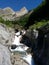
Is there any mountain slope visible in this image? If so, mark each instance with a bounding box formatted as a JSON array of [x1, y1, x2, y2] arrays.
[[0, 7, 28, 21]]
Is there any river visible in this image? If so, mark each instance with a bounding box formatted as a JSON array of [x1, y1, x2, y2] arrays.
[[9, 30, 35, 65]]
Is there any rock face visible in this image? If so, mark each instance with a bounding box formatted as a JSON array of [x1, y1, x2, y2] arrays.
[[0, 23, 15, 45], [0, 44, 12, 65], [33, 23, 49, 65], [3, 7, 15, 15], [0, 23, 15, 65], [0, 7, 15, 16], [16, 7, 28, 17], [0, 7, 28, 21], [21, 29, 38, 46]]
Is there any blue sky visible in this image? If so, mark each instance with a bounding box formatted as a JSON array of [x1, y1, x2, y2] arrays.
[[0, 0, 43, 11]]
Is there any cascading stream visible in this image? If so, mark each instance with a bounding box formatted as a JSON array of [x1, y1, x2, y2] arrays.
[[9, 30, 35, 65]]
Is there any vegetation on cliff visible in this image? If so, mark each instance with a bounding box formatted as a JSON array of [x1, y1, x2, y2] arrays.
[[29, 20, 49, 29], [0, 14, 29, 29], [24, 0, 49, 29]]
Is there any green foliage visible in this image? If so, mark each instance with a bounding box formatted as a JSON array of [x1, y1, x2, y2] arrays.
[[17, 15, 29, 26], [29, 20, 49, 29], [0, 15, 29, 28], [0, 17, 13, 27], [0, 17, 4, 23]]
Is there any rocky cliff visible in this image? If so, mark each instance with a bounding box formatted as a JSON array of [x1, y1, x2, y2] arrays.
[[0, 7, 28, 21], [0, 44, 12, 65], [0, 23, 15, 65], [0, 23, 15, 45]]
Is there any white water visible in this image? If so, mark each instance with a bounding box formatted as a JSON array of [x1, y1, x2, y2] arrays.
[[21, 54, 32, 65], [12, 35, 23, 45], [10, 31, 35, 65], [33, 29, 38, 38], [12, 30, 26, 45], [21, 54, 35, 65]]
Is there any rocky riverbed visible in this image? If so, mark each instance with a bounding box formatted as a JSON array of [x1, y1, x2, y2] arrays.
[[11, 53, 29, 65]]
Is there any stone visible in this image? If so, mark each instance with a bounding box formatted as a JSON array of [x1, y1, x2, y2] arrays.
[[0, 44, 12, 65], [0, 7, 28, 21], [0, 23, 15, 45]]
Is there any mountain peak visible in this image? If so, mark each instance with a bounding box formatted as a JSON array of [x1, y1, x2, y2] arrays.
[[3, 7, 13, 10], [20, 7, 28, 11], [15, 7, 28, 17], [3, 7, 15, 14], [0, 7, 28, 21]]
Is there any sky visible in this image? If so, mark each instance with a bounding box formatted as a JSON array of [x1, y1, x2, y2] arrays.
[[0, 0, 43, 11]]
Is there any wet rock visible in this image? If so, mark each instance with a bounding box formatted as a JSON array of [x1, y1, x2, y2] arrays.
[[11, 45, 17, 49], [31, 23, 49, 65], [11, 53, 28, 65]]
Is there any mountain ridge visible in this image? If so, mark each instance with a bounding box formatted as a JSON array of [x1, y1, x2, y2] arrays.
[[0, 7, 28, 21]]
